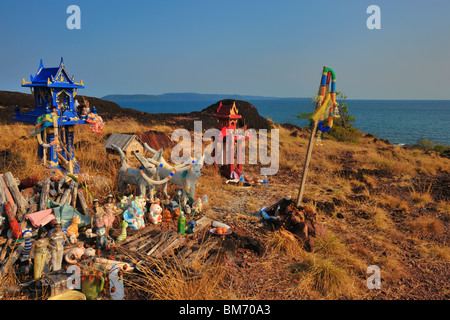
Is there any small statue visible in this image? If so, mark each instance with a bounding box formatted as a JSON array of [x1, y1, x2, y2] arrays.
[[20, 228, 33, 262], [116, 220, 128, 242], [91, 199, 105, 229], [192, 197, 203, 214], [171, 208, 181, 221], [86, 228, 94, 238], [65, 243, 88, 265], [123, 200, 145, 230], [49, 220, 68, 272], [96, 225, 108, 250], [102, 195, 117, 238], [67, 216, 81, 244], [29, 228, 50, 280], [161, 209, 172, 222], [148, 202, 162, 225]]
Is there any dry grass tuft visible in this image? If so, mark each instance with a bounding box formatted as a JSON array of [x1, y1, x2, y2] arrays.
[[264, 229, 307, 258], [436, 201, 450, 221], [290, 254, 357, 299], [409, 182, 433, 208], [406, 217, 443, 235], [425, 245, 450, 261]]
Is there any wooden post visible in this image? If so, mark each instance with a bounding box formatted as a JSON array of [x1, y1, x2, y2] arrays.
[[39, 178, 51, 211], [4, 172, 26, 220], [43, 129, 47, 165], [71, 183, 78, 208], [296, 66, 331, 208], [77, 189, 89, 216], [295, 120, 318, 207], [60, 180, 75, 204]]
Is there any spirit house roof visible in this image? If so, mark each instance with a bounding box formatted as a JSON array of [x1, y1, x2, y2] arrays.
[[213, 101, 242, 120], [22, 57, 84, 89]]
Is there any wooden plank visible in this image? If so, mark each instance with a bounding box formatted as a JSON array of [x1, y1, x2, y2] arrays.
[[0, 174, 8, 205], [39, 178, 51, 211], [57, 173, 68, 194], [59, 180, 74, 205], [191, 216, 213, 234], [93, 257, 135, 272], [0, 205, 30, 263], [119, 225, 159, 247], [77, 189, 89, 216], [154, 233, 185, 258], [0, 244, 24, 278], [4, 172, 26, 219], [146, 230, 172, 256], [71, 183, 78, 208], [182, 240, 218, 267]]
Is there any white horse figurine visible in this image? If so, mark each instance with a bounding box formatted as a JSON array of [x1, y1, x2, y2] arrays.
[[135, 143, 204, 205]]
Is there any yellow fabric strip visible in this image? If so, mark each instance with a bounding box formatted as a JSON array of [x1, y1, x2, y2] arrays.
[[311, 94, 331, 122]]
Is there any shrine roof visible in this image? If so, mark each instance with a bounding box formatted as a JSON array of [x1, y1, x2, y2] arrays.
[[22, 58, 84, 89]]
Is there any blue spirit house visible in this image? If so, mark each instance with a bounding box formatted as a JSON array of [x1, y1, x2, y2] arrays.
[[14, 58, 97, 174]]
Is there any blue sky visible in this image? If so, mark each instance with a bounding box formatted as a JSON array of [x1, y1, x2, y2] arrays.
[[0, 0, 449, 99]]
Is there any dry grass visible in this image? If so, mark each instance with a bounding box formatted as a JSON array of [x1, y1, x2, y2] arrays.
[[264, 229, 307, 258], [409, 182, 433, 208], [289, 254, 357, 299], [1, 116, 449, 300], [406, 217, 443, 235], [377, 194, 410, 213], [121, 237, 232, 300], [425, 245, 450, 260], [436, 201, 450, 221]]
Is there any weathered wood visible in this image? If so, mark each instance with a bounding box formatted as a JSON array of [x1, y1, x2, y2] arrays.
[[0, 174, 8, 205], [0, 244, 24, 278], [0, 206, 30, 262], [77, 190, 89, 216], [71, 183, 78, 208], [191, 216, 213, 234], [93, 257, 135, 272], [146, 230, 172, 256], [4, 172, 26, 219], [296, 119, 318, 207], [39, 178, 51, 211], [182, 240, 218, 267], [119, 225, 159, 247], [154, 234, 185, 258], [57, 173, 68, 194], [60, 180, 75, 204]]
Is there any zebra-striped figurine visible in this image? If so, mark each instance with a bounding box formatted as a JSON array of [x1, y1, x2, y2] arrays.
[[21, 228, 33, 262], [117, 220, 128, 242]]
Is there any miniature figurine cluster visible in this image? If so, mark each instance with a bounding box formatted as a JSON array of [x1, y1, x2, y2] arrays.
[[0, 168, 208, 299]]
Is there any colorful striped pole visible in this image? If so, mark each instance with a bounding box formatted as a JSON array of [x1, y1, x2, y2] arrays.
[[296, 66, 337, 207]]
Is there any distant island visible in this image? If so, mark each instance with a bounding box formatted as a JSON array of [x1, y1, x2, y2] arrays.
[[101, 92, 297, 102]]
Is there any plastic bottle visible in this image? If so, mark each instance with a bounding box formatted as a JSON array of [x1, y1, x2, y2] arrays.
[[212, 221, 231, 229], [177, 211, 186, 235], [187, 222, 195, 234], [263, 174, 269, 188]]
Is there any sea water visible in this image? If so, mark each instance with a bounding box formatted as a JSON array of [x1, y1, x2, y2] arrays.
[[111, 98, 450, 146]]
